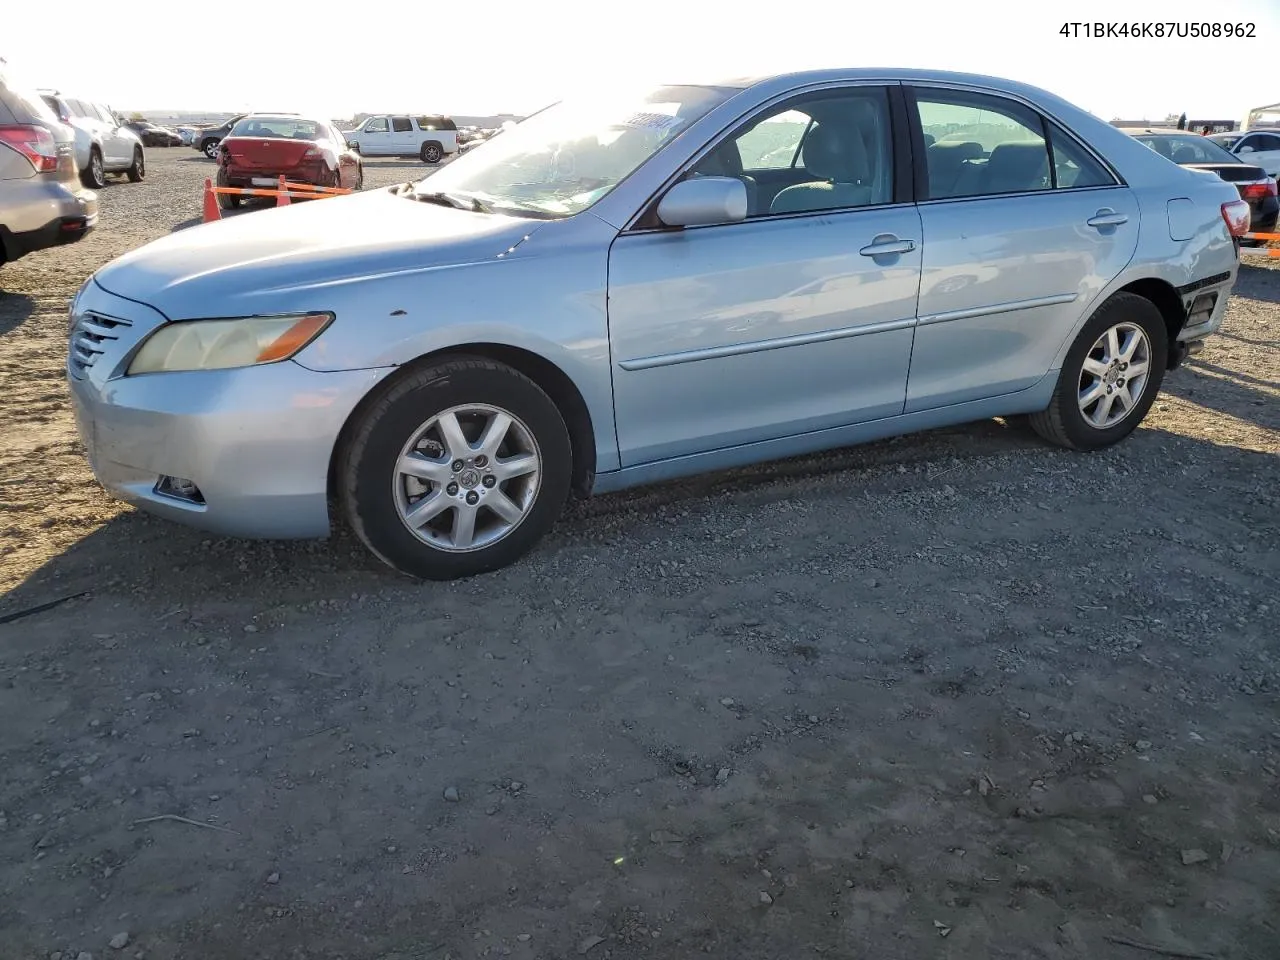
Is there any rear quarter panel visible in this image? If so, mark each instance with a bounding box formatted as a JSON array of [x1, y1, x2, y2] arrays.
[[1022, 99, 1243, 369]]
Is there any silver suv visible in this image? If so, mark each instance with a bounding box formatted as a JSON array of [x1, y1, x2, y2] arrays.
[[1, 62, 98, 267], [38, 90, 145, 188]]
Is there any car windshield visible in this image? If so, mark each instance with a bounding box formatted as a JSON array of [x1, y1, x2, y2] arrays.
[[230, 116, 321, 140], [413, 83, 741, 218], [1210, 133, 1242, 149], [1134, 133, 1241, 165]]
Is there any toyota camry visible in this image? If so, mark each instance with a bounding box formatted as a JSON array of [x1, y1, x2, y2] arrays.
[[67, 69, 1247, 579]]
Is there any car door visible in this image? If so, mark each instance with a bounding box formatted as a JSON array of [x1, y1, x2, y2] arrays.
[[389, 116, 415, 155], [99, 104, 131, 165], [356, 116, 391, 155], [68, 99, 101, 156], [1235, 132, 1280, 178], [607, 84, 922, 466], [901, 86, 1139, 413]]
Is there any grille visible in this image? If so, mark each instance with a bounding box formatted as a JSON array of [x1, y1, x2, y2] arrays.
[[69, 311, 133, 378]]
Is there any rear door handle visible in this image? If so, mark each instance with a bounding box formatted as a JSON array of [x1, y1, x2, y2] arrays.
[[859, 237, 916, 257], [1087, 210, 1129, 228]]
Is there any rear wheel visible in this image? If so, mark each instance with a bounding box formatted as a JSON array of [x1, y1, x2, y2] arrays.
[[82, 147, 106, 188], [421, 141, 443, 164], [215, 170, 241, 210], [1029, 292, 1168, 451], [339, 357, 572, 580], [126, 147, 145, 182], [202, 139, 219, 159]]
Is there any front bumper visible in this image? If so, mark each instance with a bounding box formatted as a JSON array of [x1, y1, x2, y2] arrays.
[[68, 281, 394, 539]]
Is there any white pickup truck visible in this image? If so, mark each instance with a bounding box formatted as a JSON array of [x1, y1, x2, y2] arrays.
[[343, 114, 459, 164]]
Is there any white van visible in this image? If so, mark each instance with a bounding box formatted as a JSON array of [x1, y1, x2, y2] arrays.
[[344, 114, 459, 164]]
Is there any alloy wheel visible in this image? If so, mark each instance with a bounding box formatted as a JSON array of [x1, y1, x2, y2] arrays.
[[393, 403, 542, 552], [1077, 321, 1152, 429]]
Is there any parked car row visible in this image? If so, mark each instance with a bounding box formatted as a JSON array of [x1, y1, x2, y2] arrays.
[[0, 63, 97, 267]]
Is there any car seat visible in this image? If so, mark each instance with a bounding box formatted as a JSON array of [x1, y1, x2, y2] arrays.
[[770, 123, 874, 214]]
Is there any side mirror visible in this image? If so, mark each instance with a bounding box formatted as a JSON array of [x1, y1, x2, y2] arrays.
[[657, 177, 748, 227], [1238, 145, 1255, 153]]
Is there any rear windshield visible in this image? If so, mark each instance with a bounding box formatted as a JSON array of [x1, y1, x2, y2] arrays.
[[1134, 134, 1239, 165], [229, 116, 321, 140]]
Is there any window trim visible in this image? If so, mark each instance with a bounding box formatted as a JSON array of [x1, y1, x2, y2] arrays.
[[623, 80, 916, 235], [903, 83, 1124, 204]]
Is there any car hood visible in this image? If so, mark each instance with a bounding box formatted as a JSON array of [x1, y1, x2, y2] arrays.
[[91, 185, 546, 319]]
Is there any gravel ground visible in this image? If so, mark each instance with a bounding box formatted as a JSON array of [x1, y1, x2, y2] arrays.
[[1, 151, 1278, 960]]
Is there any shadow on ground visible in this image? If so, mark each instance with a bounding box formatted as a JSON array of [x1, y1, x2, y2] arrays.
[[0, 290, 36, 337]]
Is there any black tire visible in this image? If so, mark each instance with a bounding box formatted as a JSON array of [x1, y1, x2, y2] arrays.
[[339, 357, 572, 580], [354, 164, 364, 191], [420, 141, 443, 164], [1029, 292, 1168, 451], [81, 147, 106, 189], [202, 139, 219, 159], [214, 170, 241, 210], [126, 147, 145, 182]]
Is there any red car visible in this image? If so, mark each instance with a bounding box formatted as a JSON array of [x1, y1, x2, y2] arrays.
[[215, 113, 362, 209]]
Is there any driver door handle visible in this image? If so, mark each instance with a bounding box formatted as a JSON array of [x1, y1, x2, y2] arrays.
[[1087, 209, 1129, 228], [859, 237, 916, 257]]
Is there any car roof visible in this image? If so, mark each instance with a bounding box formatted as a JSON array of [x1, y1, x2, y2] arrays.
[[695, 66, 1079, 95]]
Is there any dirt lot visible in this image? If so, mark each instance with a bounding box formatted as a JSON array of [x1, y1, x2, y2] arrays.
[[1, 151, 1278, 960]]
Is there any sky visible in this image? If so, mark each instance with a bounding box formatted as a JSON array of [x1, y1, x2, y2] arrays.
[[4, 0, 1278, 121]]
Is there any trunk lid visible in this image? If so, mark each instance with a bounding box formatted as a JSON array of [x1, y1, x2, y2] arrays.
[[221, 135, 314, 169], [1183, 162, 1267, 183]]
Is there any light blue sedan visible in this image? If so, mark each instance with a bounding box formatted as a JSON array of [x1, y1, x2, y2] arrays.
[[68, 69, 1249, 579]]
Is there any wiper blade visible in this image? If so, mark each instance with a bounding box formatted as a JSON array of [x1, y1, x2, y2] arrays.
[[412, 189, 492, 213]]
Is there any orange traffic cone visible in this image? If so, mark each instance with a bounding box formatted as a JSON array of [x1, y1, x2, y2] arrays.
[[276, 175, 291, 207], [202, 178, 221, 222]]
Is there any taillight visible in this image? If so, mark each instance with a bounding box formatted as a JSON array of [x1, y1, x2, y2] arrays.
[[1241, 179, 1278, 200], [302, 146, 320, 159], [1221, 199, 1251, 237], [0, 124, 59, 173]]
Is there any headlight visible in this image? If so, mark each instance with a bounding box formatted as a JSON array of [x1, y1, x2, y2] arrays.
[[127, 312, 332, 375]]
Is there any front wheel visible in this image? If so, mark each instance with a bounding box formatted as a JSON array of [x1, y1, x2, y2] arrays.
[[1029, 292, 1168, 451], [126, 147, 145, 182], [339, 358, 572, 580]]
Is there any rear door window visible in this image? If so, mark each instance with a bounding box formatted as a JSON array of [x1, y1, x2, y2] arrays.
[[391, 116, 413, 133]]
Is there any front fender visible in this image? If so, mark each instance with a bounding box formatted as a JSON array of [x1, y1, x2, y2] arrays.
[[291, 214, 621, 471]]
